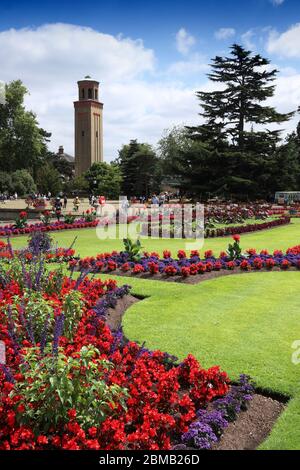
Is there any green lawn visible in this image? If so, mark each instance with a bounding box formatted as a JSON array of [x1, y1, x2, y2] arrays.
[[9, 218, 300, 449], [11, 217, 300, 257]]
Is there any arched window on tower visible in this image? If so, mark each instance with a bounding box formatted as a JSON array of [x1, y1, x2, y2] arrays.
[[95, 89, 98, 100], [81, 88, 85, 99], [88, 88, 92, 99]]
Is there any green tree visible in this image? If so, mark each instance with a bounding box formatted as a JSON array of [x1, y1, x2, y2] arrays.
[[188, 44, 294, 152], [11, 169, 37, 196], [36, 162, 62, 195], [65, 175, 89, 194], [171, 44, 295, 200], [158, 126, 192, 172], [0, 80, 50, 174], [0, 171, 12, 193], [84, 162, 122, 199], [117, 140, 161, 197], [271, 132, 300, 192]]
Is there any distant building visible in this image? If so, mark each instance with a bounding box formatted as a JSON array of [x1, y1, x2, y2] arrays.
[[55, 145, 75, 180], [57, 145, 75, 165], [74, 76, 104, 176]]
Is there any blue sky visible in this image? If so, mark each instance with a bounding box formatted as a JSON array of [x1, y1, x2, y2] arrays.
[[0, 0, 300, 159]]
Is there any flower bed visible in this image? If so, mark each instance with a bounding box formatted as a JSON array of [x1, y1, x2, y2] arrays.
[[0, 215, 139, 238], [72, 240, 300, 280], [141, 215, 290, 239], [0, 218, 104, 237], [0, 238, 257, 450], [0, 240, 76, 264]]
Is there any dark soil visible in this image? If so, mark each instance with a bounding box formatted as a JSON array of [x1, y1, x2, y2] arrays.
[[213, 394, 285, 450], [106, 294, 140, 331], [104, 266, 298, 285]]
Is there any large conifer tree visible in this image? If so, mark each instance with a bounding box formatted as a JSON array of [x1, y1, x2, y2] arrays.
[[188, 44, 294, 153]]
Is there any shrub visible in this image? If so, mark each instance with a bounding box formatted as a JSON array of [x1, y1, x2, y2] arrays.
[[12, 345, 128, 433], [123, 237, 143, 262]]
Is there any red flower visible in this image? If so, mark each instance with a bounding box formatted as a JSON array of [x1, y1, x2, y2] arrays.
[[133, 264, 145, 274], [37, 435, 48, 445], [177, 250, 186, 259], [232, 234, 240, 242], [67, 408, 77, 419], [181, 267, 190, 277], [204, 250, 213, 259], [240, 260, 251, 271]]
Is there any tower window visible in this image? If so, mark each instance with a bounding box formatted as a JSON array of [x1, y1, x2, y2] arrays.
[[81, 89, 85, 99], [88, 88, 92, 99], [96, 131, 98, 137], [95, 89, 98, 100], [81, 131, 85, 137]]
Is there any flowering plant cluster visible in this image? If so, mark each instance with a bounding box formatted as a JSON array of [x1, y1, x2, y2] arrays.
[[73, 239, 300, 279], [175, 374, 255, 450], [32, 199, 47, 209], [0, 233, 76, 264], [141, 215, 290, 239], [13, 211, 28, 230], [40, 210, 52, 225], [0, 239, 236, 450], [0, 218, 106, 237], [82, 209, 97, 222]]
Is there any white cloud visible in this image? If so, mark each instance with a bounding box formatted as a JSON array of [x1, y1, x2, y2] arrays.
[[175, 28, 196, 55], [168, 53, 209, 76], [270, 0, 285, 5], [0, 23, 202, 160], [267, 23, 300, 58], [241, 29, 256, 49], [215, 28, 235, 40]]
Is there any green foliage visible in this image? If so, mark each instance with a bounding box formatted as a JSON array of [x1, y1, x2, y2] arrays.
[[65, 175, 89, 194], [11, 169, 37, 196], [188, 44, 293, 151], [169, 44, 296, 200], [13, 345, 128, 433], [226, 237, 242, 260], [84, 162, 122, 198], [0, 169, 37, 196], [82, 210, 97, 222], [13, 211, 28, 229], [64, 212, 77, 224], [36, 162, 63, 195], [123, 237, 143, 261], [0, 80, 50, 174], [116, 139, 161, 197]]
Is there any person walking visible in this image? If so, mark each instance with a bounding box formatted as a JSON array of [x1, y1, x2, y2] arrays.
[[63, 194, 68, 210], [54, 197, 62, 221], [73, 196, 80, 212]]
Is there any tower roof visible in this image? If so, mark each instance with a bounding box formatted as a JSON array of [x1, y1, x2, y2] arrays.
[[77, 75, 99, 85]]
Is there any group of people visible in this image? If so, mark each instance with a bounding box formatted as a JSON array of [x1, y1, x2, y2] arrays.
[[0, 192, 18, 202], [129, 192, 173, 206]]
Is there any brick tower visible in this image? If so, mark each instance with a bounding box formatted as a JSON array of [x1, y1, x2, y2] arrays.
[[74, 76, 103, 176]]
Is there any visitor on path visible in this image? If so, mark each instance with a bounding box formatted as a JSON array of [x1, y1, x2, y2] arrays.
[[151, 194, 159, 205], [63, 195, 68, 210], [54, 197, 62, 221], [73, 196, 80, 212]]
